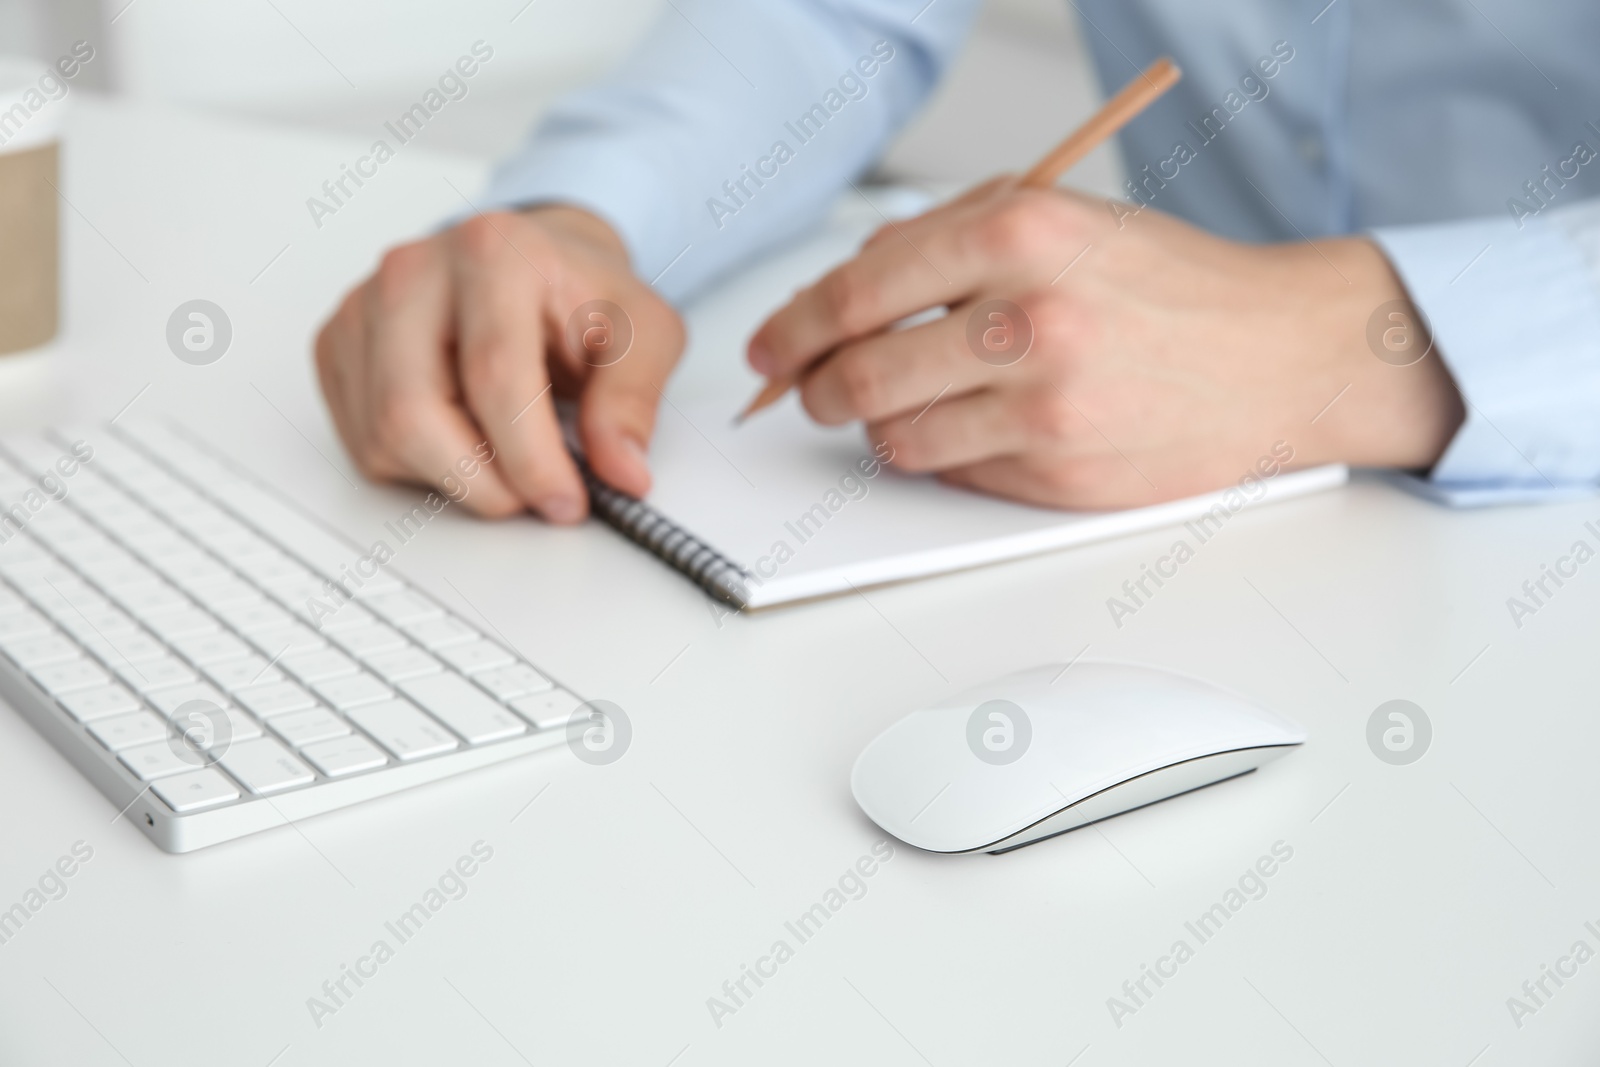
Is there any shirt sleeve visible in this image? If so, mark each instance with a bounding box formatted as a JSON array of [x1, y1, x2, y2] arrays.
[[475, 0, 981, 304], [1371, 199, 1600, 507]]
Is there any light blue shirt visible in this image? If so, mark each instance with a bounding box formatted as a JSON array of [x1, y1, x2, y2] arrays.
[[481, 0, 1600, 506]]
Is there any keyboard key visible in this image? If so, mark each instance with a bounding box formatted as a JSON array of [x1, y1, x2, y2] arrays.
[[174, 521, 247, 552], [281, 648, 357, 683], [66, 550, 140, 585], [188, 707, 263, 749], [152, 553, 232, 587], [346, 699, 458, 761], [165, 498, 228, 525], [20, 515, 83, 546], [263, 576, 328, 609], [88, 710, 169, 751], [300, 599, 376, 633], [364, 647, 442, 684], [170, 630, 251, 665], [400, 674, 526, 744], [58, 683, 140, 722], [119, 529, 188, 558], [30, 658, 110, 695], [269, 706, 350, 747], [175, 510, 248, 541], [143, 608, 220, 642], [119, 741, 206, 781], [5, 634, 81, 668], [110, 583, 190, 617], [1, 560, 73, 586], [249, 624, 327, 658], [0, 608, 49, 641], [0, 586, 29, 614], [184, 578, 262, 611], [52, 534, 121, 562], [147, 683, 230, 717], [402, 616, 478, 650], [234, 681, 316, 717], [209, 532, 278, 563], [148, 488, 212, 521], [509, 688, 585, 731], [233, 551, 310, 585], [300, 735, 387, 777], [152, 768, 240, 812], [331, 623, 407, 658], [475, 664, 553, 701], [361, 589, 442, 625], [55, 607, 140, 640], [30, 585, 111, 620], [114, 655, 198, 694], [216, 599, 294, 636], [86, 560, 162, 592], [312, 672, 392, 710], [50, 530, 114, 554], [437, 640, 514, 675], [0, 537, 48, 564], [218, 737, 315, 794], [0, 540, 49, 567], [79, 630, 169, 667], [204, 655, 286, 692]]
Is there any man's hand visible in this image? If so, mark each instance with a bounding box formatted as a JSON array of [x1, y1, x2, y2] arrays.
[[748, 180, 1465, 509], [315, 206, 684, 522]]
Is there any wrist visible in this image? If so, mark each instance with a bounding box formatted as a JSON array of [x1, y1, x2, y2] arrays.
[[1298, 237, 1465, 471], [520, 203, 630, 266]]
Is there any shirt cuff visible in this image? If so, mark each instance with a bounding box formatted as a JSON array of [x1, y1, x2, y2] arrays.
[[1371, 213, 1600, 506]]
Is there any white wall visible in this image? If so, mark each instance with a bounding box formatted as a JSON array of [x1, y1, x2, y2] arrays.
[[104, 0, 663, 157], [0, 0, 1122, 193]]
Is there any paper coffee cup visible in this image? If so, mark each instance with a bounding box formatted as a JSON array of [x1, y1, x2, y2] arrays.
[[0, 58, 64, 355]]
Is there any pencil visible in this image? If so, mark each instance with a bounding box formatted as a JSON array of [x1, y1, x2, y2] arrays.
[[735, 55, 1182, 425]]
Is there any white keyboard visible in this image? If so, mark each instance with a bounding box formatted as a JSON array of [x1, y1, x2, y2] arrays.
[[0, 422, 582, 852]]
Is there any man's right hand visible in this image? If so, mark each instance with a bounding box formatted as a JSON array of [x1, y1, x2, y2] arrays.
[[314, 205, 685, 523]]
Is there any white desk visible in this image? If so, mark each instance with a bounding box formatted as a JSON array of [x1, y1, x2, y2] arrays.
[[1, 97, 1597, 1066]]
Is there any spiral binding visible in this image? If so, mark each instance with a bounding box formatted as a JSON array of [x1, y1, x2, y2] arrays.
[[578, 461, 754, 608]]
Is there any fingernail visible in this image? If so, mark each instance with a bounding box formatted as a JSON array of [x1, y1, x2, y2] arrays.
[[747, 340, 773, 374], [541, 495, 585, 524]]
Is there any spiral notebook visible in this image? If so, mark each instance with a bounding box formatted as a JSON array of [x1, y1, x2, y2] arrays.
[[572, 192, 1348, 609], [580, 416, 1345, 610]]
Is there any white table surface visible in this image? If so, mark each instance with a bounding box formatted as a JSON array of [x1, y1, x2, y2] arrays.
[[1, 96, 1597, 1067]]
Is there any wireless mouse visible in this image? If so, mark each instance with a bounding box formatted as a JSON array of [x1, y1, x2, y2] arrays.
[[850, 661, 1306, 854]]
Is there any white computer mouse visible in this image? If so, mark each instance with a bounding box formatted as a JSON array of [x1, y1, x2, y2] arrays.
[[850, 661, 1306, 854]]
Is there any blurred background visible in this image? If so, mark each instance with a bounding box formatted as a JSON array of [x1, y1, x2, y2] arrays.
[[0, 0, 1125, 196]]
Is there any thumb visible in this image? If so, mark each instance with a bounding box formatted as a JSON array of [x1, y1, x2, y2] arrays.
[[576, 298, 683, 498]]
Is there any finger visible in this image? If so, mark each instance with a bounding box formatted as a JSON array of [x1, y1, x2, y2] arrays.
[[574, 285, 684, 497], [314, 289, 379, 475], [748, 209, 995, 378], [362, 240, 526, 518], [452, 213, 587, 523], [938, 452, 1153, 511], [749, 185, 1069, 377], [799, 304, 1004, 426], [867, 388, 1035, 473], [857, 176, 1014, 253]]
